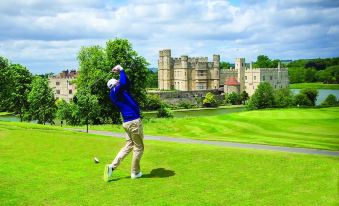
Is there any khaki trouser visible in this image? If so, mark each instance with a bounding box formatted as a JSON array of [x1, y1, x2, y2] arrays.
[[111, 118, 144, 174]]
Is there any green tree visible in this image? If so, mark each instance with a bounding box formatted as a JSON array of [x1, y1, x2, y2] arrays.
[[76, 88, 100, 133], [27, 77, 56, 124], [300, 88, 318, 106], [203, 92, 218, 107], [9, 64, 33, 121], [288, 67, 305, 83], [147, 70, 158, 88], [0, 56, 12, 111], [220, 61, 231, 70], [144, 94, 162, 111], [254, 55, 272, 68], [293, 93, 312, 107], [76, 38, 149, 124], [56, 99, 72, 125], [304, 68, 317, 82], [106, 39, 149, 107], [157, 104, 173, 118], [240, 91, 249, 104], [247, 82, 275, 110], [274, 88, 293, 108], [321, 94, 338, 106], [228, 92, 240, 105]]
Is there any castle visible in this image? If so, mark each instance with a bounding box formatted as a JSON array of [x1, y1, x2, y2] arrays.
[[221, 58, 289, 96], [48, 70, 78, 102], [158, 49, 220, 91], [158, 49, 289, 96]]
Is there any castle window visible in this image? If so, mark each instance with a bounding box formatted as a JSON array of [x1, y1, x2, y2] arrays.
[[270, 76, 273, 80], [56, 90, 60, 94], [245, 76, 247, 80], [263, 76, 265, 81], [69, 90, 72, 94], [254, 76, 256, 80], [56, 82, 60, 86]]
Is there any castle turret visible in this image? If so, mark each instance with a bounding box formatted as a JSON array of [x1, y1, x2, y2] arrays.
[[235, 58, 245, 92], [210, 54, 220, 89], [158, 49, 172, 90]]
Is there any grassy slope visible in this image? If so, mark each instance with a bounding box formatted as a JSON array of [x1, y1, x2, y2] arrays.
[[73, 107, 339, 151], [289, 82, 339, 89], [0, 122, 337, 205]]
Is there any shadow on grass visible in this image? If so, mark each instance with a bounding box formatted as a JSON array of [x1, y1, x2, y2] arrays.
[[109, 168, 175, 182], [142, 168, 175, 178]]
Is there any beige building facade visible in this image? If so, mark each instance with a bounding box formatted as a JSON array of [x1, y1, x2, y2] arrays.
[[221, 58, 289, 96], [48, 70, 78, 102], [158, 49, 220, 91]]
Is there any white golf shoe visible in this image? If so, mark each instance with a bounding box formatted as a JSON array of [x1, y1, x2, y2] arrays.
[[104, 164, 113, 182], [131, 171, 142, 179]]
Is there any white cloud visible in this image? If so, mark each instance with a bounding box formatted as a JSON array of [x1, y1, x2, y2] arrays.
[[0, 0, 338, 73]]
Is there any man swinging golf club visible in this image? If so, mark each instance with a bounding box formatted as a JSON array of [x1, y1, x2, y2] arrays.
[[104, 65, 144, 181]]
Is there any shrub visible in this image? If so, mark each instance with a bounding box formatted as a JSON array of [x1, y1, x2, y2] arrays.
[[300, 88, 318, 106], [293, 93, 312, 107], [203, 92, 218, 107], [247, 82, 275, 110], [157, 105, 173, 118], [178, 100, 196, 109], [145, 94, 162, 111], [321, 94, 338, 106], [228, 92, 240, 105], [274, 88, 293, 108], [240, 91, 249, 104]]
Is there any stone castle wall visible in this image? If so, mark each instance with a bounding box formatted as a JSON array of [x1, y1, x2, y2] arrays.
[[158, 49, 220, 91]]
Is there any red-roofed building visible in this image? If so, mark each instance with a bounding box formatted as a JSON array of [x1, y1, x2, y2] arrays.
[[224, 77, 240, 94]]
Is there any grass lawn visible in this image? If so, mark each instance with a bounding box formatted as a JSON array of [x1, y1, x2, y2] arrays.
[[0, 122, 338, 205], [289, 82, 339, 90], [70, 107, 339, 151]]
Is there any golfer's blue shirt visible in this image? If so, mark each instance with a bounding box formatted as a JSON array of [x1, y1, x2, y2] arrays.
[[109, 70, 141, 123]]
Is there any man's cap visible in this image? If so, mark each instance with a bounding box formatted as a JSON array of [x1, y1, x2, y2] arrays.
[[107, 78, 118, 89]]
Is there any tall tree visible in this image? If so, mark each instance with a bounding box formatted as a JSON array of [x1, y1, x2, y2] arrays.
[[9, 64, 33, 121], [76, 88, 100, 133], [27, 77, 56, 124], [254, 55, 272, 68], [0, 56, 12, 111], [247, 82, 275, 110], [76, 38, 150, 124]]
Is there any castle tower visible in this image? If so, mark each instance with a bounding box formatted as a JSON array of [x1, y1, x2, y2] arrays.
[[181, 55, 188, 91], [158, 49, 172, 90], [235, 58, 245, 92], [211, 54, 220, 89]]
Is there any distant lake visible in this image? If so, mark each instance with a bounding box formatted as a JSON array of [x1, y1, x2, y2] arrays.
[[291, 89, 339, 105]]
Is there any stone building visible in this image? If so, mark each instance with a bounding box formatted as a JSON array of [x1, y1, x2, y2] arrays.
[[221, 58, 289, 96], [158, 49, 220, 91], [48, 70, 78, 102]]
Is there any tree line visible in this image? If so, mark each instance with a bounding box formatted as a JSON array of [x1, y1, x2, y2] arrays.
[[0, 39, 151, 127]]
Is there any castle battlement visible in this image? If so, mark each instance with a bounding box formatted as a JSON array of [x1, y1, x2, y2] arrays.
[[257, 68, 288, 72], [158, 49, 220, 91]]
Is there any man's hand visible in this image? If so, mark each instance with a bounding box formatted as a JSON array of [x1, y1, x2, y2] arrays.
[[112, 65, 123, 73]]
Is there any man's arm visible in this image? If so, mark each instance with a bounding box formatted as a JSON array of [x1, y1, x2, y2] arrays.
[[112, 65, 129, 90]]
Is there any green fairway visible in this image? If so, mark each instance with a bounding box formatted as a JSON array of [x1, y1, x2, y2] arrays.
[[73, 107, 339, 151], [289, 82, 339, 90], [0, 122, 338, 205]]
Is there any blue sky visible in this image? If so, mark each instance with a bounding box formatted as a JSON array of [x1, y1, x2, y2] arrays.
[[0, 0, 338, 74]]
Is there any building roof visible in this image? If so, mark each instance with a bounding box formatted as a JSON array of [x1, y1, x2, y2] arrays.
[[224, 77, 240, 86]]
